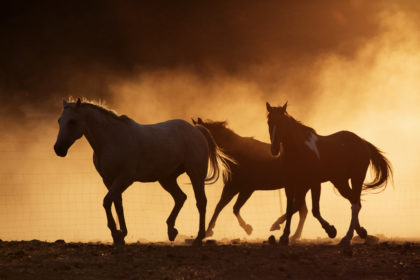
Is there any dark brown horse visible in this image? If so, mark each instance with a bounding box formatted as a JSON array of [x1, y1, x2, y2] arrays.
[[266, 102, 393, 245], [193, 118, 336, 241]]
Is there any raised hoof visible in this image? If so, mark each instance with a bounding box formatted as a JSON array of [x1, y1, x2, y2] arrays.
[[168, 227, 178, 242], [326, 225, 337, 239], [279, 235, 289, 246], [192, 239, 203, 247], [356, 227, 368, 239], [112, 230, 125, 246], [205, 229, 214, 238], [270, 223, 281, 231], [244, 224, 253, 235]]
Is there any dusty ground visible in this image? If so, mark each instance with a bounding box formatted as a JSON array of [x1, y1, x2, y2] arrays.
[[0, 237, 419, 280]]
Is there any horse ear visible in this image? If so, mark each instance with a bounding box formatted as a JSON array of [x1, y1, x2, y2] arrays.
[[76, 98, 81, 107], [282, 101, 288, 111], [266, 102, 272, 112], [63, 99, 68, 107], [198, 117, 203, 124], [192, 118, 197, 125]]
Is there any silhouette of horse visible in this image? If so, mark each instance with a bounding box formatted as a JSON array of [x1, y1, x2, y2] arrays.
[[266, 101, 393, 245], [54, 98, 233, 245], [193, 118, 334, 241]]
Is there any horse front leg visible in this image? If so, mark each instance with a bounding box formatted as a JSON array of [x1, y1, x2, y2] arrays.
[[103, 177, 131, 246], [280, 185, 308, 245], [310, 183, 337, 238], [114, 194, 128, 244], [280, 186, 295, 245]]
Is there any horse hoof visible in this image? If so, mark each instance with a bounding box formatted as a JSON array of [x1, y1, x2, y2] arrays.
[[205, 229, 214, 238], [290, 235, 301, 243], [326, 225, 337, 239], [192, 239, 203, 247], [356, 227, 368, 239], [244, 224, 253, 235], [112, 230, 125, 246], [270, 224, 281, 231], [279, 236, 289, 246], [338, 238, 351, 247], [168, 228, 178, 242]]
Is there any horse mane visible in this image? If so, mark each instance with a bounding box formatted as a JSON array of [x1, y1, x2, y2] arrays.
[[67, 97, 132, 123], [203, 120, 255, 141], [285, 113, 316, 135]]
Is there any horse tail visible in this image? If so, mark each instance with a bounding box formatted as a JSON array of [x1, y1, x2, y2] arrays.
[[363, 140, 393, 191], [195, 125, 236, 184]]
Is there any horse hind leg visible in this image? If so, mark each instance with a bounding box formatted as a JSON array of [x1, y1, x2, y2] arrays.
[[187, 171, 207, 246], [332, 178, 361, 246], [206, 183, 238, 237], [351, 175, 368, 239], [159, 177, 187, 242], [233, 190, 254, 235]]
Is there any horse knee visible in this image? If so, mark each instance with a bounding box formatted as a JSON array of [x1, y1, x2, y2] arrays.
[[103, 195, 112, 209], [312, 209, 320, 218], [178, 193, 187, 206]]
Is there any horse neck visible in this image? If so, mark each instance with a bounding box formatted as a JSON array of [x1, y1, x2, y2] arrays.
[[81, 107, 122, 154], [282, 121, 313, 155]]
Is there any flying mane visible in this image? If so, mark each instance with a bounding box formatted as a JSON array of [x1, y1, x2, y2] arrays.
[[203, 120, 256, 141], [67, 97, 132, 123], [201, 119, 274, 160]]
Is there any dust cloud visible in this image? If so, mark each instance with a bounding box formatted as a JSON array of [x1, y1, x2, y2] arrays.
[[0, 2, 419, 242]]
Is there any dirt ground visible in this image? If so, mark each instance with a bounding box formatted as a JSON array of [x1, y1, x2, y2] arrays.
[[0, 237, 419, 280]]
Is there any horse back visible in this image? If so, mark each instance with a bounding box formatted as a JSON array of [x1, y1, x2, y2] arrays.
[[317, 130, 371, 179]]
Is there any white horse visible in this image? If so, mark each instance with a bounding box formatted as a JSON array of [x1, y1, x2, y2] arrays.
[[54, 98, 232, 245]]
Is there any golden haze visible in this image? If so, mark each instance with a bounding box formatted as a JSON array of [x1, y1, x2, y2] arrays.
[[0, 6, 419, 242]]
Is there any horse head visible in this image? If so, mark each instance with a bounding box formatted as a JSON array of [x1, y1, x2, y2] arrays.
[[54, 98, 84, 157], [266, 101, 288, 156]]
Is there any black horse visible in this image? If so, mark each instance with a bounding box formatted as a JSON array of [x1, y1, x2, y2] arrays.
[[193, 118, 336, 241], [266, 102, 393, 245]]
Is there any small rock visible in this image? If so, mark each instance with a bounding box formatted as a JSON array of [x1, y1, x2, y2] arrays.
[[231, 239, 241, 245], [54, 239, 65, 244], [184, 239, 195, 245], [268, 235, 276, 246], [205, 239, 217, 246]]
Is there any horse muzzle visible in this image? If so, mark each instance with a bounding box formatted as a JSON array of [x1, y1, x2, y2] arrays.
[[54, 143, 68, 157], [271, 144, 280, 156]]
